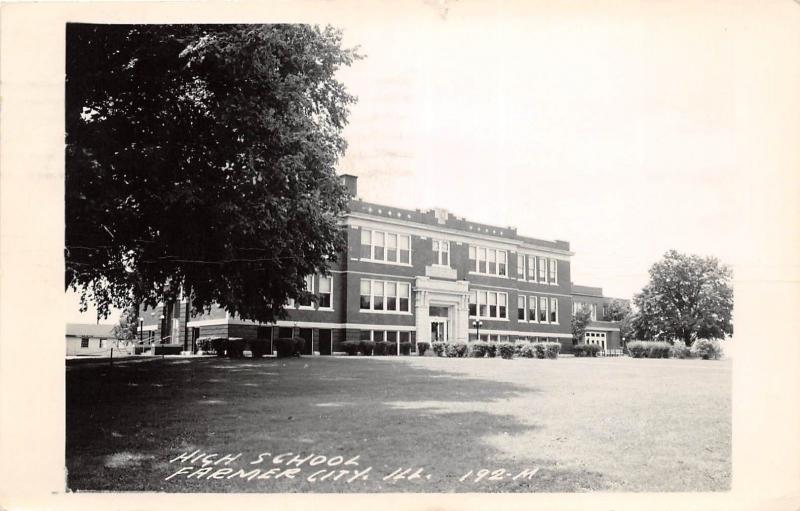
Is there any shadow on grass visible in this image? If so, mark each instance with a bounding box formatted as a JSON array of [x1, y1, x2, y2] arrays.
[[66, 357, 607, 493]]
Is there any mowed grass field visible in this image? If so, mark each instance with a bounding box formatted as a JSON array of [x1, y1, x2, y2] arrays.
[[66, 355, 731, 493]]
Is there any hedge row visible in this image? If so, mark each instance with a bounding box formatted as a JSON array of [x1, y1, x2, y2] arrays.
[[429, 341, 561, 359], [627, 339, 722, 360]]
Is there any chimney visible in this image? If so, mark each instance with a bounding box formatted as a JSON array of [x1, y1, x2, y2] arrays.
[[340, 174, 358, 197]]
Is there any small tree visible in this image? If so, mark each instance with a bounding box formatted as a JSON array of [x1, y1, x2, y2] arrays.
[[112, 305, 138, 341], [571, 306, 593, 345], [631, 250, 733, 346]]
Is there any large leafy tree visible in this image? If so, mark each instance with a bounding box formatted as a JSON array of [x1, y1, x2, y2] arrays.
[[66, 24, 359, 322], [571, 306, 593, 345], [604, 299, 631, 321], [631, 250, 733, 346]]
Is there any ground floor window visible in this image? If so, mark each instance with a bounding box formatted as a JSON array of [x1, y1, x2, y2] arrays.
[[80, 336, 89, 348]]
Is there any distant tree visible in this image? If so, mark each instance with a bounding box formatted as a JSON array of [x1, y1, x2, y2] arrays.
[[604, 299, 631, 321], [112, 306, 139, 341], [65, 24, 360, 323], [571, 306, 593, 345], [631, 250, 733, 346]]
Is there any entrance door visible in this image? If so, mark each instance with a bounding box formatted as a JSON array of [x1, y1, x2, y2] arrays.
[[318, 329, 332, 356], [299, 328, 314, 355], [430, 320, 448, 342]]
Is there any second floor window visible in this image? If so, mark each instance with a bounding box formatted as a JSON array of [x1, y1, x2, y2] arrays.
[[527, 255, 536, 281], [539, 296, 548, 323], [549, 259, 558, 284], [360, 229, 411, 265], [318, 275, 332, 308], [550, 297, 559, 323], [538, 256, 547, 282], [471, 289, 508, 319], [432, 240, 450, 266], [469, 245, 507, 277], [360, 279, 411, 312], [298, 275, 314, 307], [517, 254, 525, 279]]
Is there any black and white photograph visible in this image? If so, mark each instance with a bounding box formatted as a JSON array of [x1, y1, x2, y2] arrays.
[[1, 0, 799, 509]]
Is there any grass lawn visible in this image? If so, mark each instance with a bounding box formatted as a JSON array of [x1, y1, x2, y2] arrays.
[[66, 355, 730, 493]]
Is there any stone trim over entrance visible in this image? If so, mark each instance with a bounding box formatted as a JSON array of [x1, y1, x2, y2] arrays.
[[414, 276, 470, 343]]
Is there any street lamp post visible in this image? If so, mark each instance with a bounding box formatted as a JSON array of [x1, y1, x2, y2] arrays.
[[472, 320, 483, 342], [138, 317, 144, 344]]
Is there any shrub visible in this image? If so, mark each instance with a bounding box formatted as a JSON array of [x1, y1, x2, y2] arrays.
[[212, 337, 227, 357], [486, 343, 498, 358], [670, 343, 692, 359], [469, 341, 488, 358], [359, 340, 374, 356], [154, 345, 182, 355], [416, 342, 430, 356], [431, 341, 447, 357], [574, 343, 600, 357], [373, 341, 390, 356], [385, 342, 398, 356], [545, 342, 561, 359], [519, 343, 536, 358], [647, 341, 672, 359], [250, 340, 269, 358], [498, 342, 516, 359], [533, 343, 547, 359], [445, 342, 468, 358], [342, 340, 360, 356], [226, 338, 246, 358], [627, 341, 648, 358], [399, 341, 411, 355], [691, 339, 723, 360], [275, 337, 304, 358]]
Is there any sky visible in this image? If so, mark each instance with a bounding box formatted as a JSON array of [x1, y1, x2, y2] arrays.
[[65, 1, 799, 324]]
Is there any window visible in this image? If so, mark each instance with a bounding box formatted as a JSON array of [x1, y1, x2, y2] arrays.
[[386, 282, 397, 311], [386, 233, 397, 262], [517, 254, 525, 279], [318, 275, 332, 308], [360, 279, 411, 313], [470, 245, 508, 277], [373, 281, 385, 310], [550, 297, 558, 323], [360, 230, 371, 259], [360, 229, 411, 265], [373, 330, 385, 342], [527, 255, 536, 281], [360, 280, 371, 310], [298, 275, 314, 307], [469, 290, 477, 316], [374, 232, 385, 261], [473, 290, 508, 319], [399, 235, 410, 263], [518, 295, 526, 320], [80, 337, 89, 348], [528, 295, 537, 322], [538, 256, 547, 281], [592, 303, 597, 321], [479, 290, 488, 317], [548, 258, 557, 284], [360, 329, 372, 342], [433, 240, 450, 266], [539, 296, 548, 323]]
